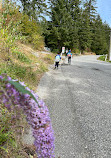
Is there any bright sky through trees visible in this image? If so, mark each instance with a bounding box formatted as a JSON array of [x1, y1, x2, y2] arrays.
[[13, 0, 111, 27], [96, 0, 111, 27], [45, 0, 111, 27]]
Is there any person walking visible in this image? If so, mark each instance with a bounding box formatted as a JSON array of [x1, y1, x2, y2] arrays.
[[67, 49, 72, 65], [54, 53, 61, 69]]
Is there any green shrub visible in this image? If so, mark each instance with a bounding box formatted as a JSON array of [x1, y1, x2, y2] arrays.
[[98, 55, 105, 61], [19, 14, 44, 50], [52, 49, 59, 53]]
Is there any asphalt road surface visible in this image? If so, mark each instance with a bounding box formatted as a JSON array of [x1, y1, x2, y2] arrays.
[[37, 55, 111, 158]]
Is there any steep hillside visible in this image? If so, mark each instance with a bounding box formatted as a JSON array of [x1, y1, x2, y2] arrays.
[[0, 41, 54, 91]]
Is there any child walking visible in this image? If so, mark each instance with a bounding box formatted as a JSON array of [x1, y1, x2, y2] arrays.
[[54, 53, 61, 69]]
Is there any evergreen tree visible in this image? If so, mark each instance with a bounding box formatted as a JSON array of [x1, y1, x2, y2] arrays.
[[67, 0, 82, 49], [46, 0, 73, 52], [46, 0, 82, 52], [43, 0, 110, 55], [78, 0, 97, 52], [84, 0, 97, 21], [91, 15, 110, 55], [20, 0, 47, 20]]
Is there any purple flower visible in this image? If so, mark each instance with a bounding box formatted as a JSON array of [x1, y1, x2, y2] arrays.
[[7, 76, 11, 80], [0, 74, 55, 158], [0, 76, 3, 80], [6, 83, 11, 88], [5, 103, 11, 110]]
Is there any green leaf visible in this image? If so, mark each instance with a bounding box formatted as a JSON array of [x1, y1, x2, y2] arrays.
[[0, 127, 5, 134], [7, 80, 38, 104], [0, 146, 8, 153]]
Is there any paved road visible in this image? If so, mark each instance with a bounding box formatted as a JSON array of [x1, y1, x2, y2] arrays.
[[37, 55, 111, 158]]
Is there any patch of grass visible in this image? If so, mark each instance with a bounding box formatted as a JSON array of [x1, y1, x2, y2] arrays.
[[43, 54, 55, 64], [0, 106, 19, 156], [39, 63, 48, 72], [0, 103, 31, 158], [12, 51, 32, 64], [0, 63, 26, 79], [0, 60, 48, 91], [0, 127, 12, 146], [97, 55, 106, 61]]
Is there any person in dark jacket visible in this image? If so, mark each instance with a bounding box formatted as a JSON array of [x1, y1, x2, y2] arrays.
[[67, 49, 72, 64]]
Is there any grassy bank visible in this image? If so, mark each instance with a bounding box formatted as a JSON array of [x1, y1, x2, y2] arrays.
[[0, 42, 54, 91], [0, 42, 55, 158], [0, 1, 55, 156]]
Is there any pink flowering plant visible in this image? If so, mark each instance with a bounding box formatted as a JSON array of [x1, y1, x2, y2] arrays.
[[0, 74, 55, 158]]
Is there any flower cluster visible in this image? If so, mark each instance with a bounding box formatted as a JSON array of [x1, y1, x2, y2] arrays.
[[0, 74, 55, 158]]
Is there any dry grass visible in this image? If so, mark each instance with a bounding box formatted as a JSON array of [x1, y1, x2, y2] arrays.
[[0, 41, 54, 91], [82, 51, 96, 55]]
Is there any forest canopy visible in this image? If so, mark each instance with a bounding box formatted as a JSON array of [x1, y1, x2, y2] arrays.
[[1, 0, 111, 54]]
